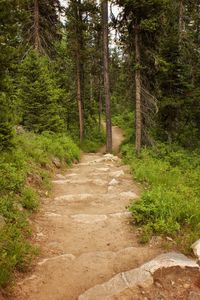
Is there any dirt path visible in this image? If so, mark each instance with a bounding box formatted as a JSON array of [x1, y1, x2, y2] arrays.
[[11, 127, 163, 300]]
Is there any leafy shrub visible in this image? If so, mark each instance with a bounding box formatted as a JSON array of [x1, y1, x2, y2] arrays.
[[81, 125, 106, 152], [121, 141, 200, 252], [21, 187, 39, 211], [0, 131, 80, 287]]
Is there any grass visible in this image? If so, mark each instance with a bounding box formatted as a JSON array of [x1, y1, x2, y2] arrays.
[[80, 126, 106, 153], [0, 131, 80, 287], [113, 114, 200, 253]]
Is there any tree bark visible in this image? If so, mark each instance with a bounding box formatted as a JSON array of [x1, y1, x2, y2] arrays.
[[135, 26, 142, 156], [102, 0, 112, 153], [33, 0, 41, 51], [75, 0, 84, 143]]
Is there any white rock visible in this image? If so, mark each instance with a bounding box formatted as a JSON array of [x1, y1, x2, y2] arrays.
[[78, 252, 199, 300], [45, 212, 61, 217], [97, 167, 110, 172], [38, 254, 75, 266], [191, 239, 200, 260], [104, 154, 119, 161], [52, 179, 70, 184], [71, 214, 107, 224], [109, 212, 132, 218], [55, 194, 93, 202], [65, 173, 77, 177], [109, 170, 125, 178], [109, 211, 132, 218], [109, 179, 119, 186], [141, 252, 199, 274], [56, 174, 66, 179]]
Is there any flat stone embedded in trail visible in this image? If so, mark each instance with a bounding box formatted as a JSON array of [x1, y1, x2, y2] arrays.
[[38, 254, 75, 266], [52, 179, 70, 184], [45, 212, 61, 217], [109, 178, 119, 186], [109, 170, 125, 178], [97, 167, 110, 172], [78, 252, 199, 300], [71, 214, 108, 224], [55, 193, 93, 202]]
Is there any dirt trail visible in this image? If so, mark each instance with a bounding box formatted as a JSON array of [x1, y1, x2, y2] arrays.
[[11, 126, 163, 300]]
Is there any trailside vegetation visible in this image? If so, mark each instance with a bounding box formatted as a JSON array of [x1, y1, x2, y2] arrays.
[[0, 0, 200, 288], [0, 132, 80, 287]]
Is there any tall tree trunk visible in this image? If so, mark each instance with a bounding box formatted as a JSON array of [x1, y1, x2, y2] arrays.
[[33, 0, 41, 51], [98, 88, 102, 132], [135, 26, 142, 156], [75, 0, 84, 143], [102, 0, 112, 153], [76, 52, 84, 143]]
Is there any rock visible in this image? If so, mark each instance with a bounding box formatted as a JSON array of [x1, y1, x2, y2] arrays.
[[109, 179, 119, 186], [78, 268, 153, 300], [141, 252, 199, 274], [188, 291, 200, 300], [71, 214, 107, 224], [78, 252, 199, 300], [191, 239, 200, 260], [103, 154, 119, 161], [109, 212, 132, 218], [38, 253, 75, 266], [56, 174, 66, 179], [97, 167, 109, 172], [52, 157, 61, 168], [52, 179, 70, 184], [15, 125, 26, 134], [55, 194, 93, 202], [27, 173, 41, 185], [0, 215, 6, 229], [109, 170, 124, 178]]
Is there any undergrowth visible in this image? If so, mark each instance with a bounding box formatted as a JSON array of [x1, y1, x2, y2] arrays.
[[80, 125, 106, 152], [113, 114, 200, 253], [0, 131, 80, 287]]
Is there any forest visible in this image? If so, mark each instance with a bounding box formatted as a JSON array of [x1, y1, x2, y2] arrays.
[[0, 0, 200, 293]]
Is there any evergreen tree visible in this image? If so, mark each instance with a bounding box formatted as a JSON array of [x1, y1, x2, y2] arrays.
[[18, 51, 64, 133]]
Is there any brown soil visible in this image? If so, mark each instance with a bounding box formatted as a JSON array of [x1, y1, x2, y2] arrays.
[[111, 267, 200, 300], [6, 126, 163, 300]]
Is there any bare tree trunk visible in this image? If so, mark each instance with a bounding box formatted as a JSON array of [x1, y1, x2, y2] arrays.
[[33, 0, 41, 51], [75, 0, 84, 143], [135, 27, 142, 156], [102, 0, 112, 153], [98, 88, 102, 131], [76, 52, 84, 143]]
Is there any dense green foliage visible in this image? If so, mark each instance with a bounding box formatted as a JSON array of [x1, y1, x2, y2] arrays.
[[0, 132, 80, 286], [0, 0, 200, 289], [114, 113, 200, 252]]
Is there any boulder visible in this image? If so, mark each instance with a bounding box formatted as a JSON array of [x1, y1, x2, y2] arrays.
[[191, 239, 200, 261], [52, 157, 61, 168]]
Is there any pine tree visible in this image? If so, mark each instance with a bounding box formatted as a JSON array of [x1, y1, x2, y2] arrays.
[[19, 51, 64, 133]]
